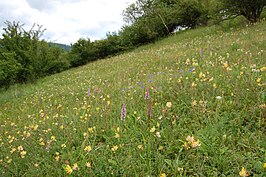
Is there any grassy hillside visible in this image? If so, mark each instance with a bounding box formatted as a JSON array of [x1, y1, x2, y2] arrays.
[[0, 20, 265, 176]]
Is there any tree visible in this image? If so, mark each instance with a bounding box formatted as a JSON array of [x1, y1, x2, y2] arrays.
[[221, 0, 265, 23], [0, 21, 69, 88]]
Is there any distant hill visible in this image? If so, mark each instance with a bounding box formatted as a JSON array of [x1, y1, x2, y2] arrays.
[[49, 42, 71, 51]]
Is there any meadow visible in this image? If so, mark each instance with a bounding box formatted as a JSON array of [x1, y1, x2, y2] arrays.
[[0, 19, 265, 176]]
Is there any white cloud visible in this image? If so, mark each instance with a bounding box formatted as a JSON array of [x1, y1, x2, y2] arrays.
[[0, 0, 136, 44]]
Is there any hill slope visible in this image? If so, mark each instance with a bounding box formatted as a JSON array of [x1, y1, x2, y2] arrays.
[[0, 21, 265, 176]]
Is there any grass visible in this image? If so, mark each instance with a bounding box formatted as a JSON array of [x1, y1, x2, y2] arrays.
[[0, 19, 265, 176]]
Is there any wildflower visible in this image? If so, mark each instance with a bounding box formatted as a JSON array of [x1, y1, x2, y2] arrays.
[[88, 127, 94, 133], [166, 102, 172, 108], [185, 135, 201, 149], [150, 126, 156, 133], [191, 140, 201, 148], [120, 103, 126, 121], [158, 146, 164, 151], [87, 88, 91, 96], [10, 148, 16, 154], [189, 67, 195, 72], [256, 78, 261, 83], [51, 136, 56, 141], [239, 167, 249, 177], [7, 158, 12, 163], [111, 145, 118, 152], [114, 133, 120, 138], [216, 96, 222, 100], [20, 151, 27, 158], [86, 161, 92, 168], [145, 88, 150, 100], [72, 163, 79, 170], [17, 146, 23, 151], [192, 100, 197, 107], [263, 163, 266, 168], [65, 165, 73, 174], [33, 125, 38, 130], [84, 145, 92, 153], [55, 155, 60, 162], [137, 145, 144, 150], [160, 173, 166, 177], [61, 144, 66, 149], [156, 132, 161, 138], [183, 142, 190, 150], [260, 66, 266, 71], [199, 72, 203, 78]]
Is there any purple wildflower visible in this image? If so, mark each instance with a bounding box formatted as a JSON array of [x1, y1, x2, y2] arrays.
[[120, 103, 126, 121], [189, 67, 195, 72], [87, 88, 91, 97], [148, 74, 153, 83]]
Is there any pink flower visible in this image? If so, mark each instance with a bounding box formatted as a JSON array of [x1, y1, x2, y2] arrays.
[[120, 103, 126, 121], [145, 88, 150, 100]]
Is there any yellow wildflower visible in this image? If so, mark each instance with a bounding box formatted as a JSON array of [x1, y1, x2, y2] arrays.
[[51, 136, 56, 141], [72, 163, 79, 170], [61, 144, 66, 148], [160, 173, 167, 177], [20, 151, 27, 158], [192, 100, 197, 107], [239, 167, 249, 177], [158, 146, 164, 151], [150, 126, 156, 133], [114, 133, 120, 138], [111, 145, 118, 152], [65, 165, 73, 174], [10, 148, 16, 154], [137, 145, 144, 150], [84, 145, 92, 153], [260, 66, 266, 71], [256, 78, 261, 83], [199, 72, 203, 78], [183, 142, 190, 150], [263, 162, 266, 168], [86, 161, 92, 168], [88, 127, 94, 133], [7, 159, 12, 163]]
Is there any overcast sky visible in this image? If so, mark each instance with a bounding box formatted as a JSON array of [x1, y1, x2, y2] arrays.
[[0, 0, 136, 44]]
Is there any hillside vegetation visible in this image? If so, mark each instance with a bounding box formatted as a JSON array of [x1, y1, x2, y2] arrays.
[[0, 20, 265, 176]]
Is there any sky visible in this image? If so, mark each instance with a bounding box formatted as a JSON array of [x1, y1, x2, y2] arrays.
[[0, 0, 136, 44]]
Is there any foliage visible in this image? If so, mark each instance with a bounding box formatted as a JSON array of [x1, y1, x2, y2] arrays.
[[221, 0, 266, 23], [0, 52, 21, 88], [0, 21, 69, 88]]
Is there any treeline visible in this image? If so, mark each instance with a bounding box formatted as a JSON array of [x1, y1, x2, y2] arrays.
[[0, 0, 265, 89]]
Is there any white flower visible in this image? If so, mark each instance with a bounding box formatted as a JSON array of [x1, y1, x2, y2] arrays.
[[216, 96, 222, 100], [166, 102, 172, 108]]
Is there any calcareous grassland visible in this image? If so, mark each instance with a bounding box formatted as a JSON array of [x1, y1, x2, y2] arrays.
[[0, 20, 265, 176]]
